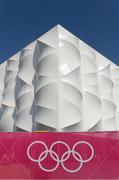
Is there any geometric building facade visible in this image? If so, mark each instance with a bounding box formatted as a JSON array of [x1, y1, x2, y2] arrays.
[[0, 25, 119, 132]]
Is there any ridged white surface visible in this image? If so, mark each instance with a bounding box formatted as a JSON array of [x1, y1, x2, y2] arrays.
[[0, 25, 119, 132], [0, 62, 6, 109], [0, 53, 20, 131], [14, 42, 36, 131]]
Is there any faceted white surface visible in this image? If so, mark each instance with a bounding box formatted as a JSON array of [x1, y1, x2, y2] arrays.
[[0, 25, 119, 132]]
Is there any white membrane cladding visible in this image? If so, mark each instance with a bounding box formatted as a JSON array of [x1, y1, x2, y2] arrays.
[[0, 25, 119, 132]]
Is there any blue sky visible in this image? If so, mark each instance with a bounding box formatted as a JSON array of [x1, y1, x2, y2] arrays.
[[0, 0, 119, 65]]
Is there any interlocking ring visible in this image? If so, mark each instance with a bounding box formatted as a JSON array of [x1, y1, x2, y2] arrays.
[[27, 140, 94, 173], [61, 150, 83, 173], [38, 150, 60, 172], [27, 141, 48, 162], [72, 141, 94, 163], [50, 141, 71, 162]]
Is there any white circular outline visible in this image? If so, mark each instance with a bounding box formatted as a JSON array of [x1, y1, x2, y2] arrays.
[[27, 141, 48, 162], [27, 140, 94, 173], [38, 150, 60, 172], [50, 141, 71, 162], [61, 150, 83, 173], [72, 141, 94, 163]]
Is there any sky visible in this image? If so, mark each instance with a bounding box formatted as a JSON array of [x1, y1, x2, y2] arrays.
[[0, 0, 119, 65]]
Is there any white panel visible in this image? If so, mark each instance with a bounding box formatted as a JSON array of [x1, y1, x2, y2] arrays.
[[0, 25, 119, 132]]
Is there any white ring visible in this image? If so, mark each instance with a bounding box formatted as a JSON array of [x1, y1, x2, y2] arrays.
[[27, 140, 94, 173], [27, 141, 48, 162], [61, 151, 83, 173], [72, 141, 94, 163], [38, 150, 60, 172], [50, 141, 71, 162]]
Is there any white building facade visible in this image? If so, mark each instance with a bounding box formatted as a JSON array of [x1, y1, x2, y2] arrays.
[[0, 25, 119, 132]]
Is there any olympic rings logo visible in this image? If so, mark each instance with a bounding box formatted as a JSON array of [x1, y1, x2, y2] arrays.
[[27, 140, 94, 173]]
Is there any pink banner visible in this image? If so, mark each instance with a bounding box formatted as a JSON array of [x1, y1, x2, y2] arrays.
[[0, 132, 119, 179]]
